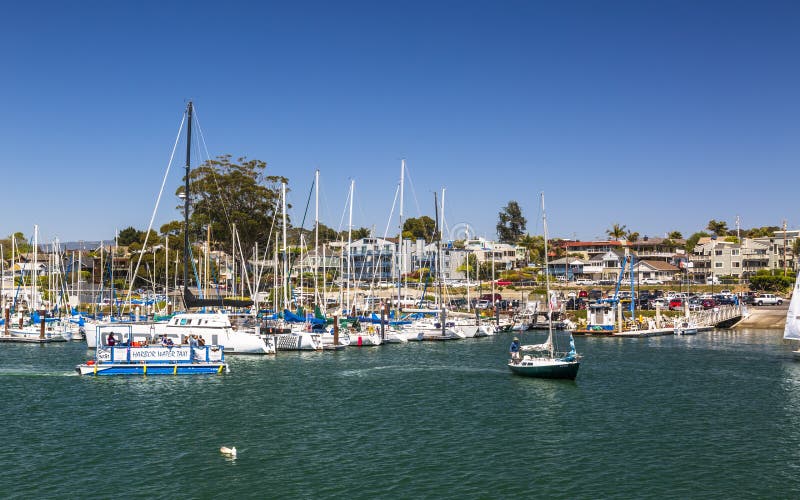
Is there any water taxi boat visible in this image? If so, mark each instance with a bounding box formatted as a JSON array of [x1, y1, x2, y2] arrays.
[[76, 325, 229, 376]]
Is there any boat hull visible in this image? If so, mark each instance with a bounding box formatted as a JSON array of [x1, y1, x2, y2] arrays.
[[508, 359, 580, 380], [76, 362, 228, 376]]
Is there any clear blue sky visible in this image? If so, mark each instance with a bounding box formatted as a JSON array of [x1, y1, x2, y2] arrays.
[[1, 0, 798, 246]]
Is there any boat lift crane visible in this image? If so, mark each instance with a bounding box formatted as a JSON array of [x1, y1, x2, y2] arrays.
[[603, 253, 636, 318]]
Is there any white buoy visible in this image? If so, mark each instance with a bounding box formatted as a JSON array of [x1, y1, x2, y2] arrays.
[[220, 446, 237, 458]]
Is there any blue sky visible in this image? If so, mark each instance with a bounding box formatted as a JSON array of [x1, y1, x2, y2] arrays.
[[1, 0, 798, 246]]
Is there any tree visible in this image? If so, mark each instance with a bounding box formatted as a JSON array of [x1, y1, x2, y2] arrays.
[[118, 226, 144, 246], [518, 234, 544, 265], [402, 216, 436, 242], [351, 227, 371, 240], [183, 155, 287, 256], [706, 219, 729, 237], [626, 231, 640, 243], [606, 224, 627, 240], [668, 231, 683, 240], [496, 201, 527, 244], [686, 232, 710, 253]]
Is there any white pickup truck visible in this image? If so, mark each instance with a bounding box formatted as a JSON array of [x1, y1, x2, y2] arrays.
[[754, 293, 783, 306]]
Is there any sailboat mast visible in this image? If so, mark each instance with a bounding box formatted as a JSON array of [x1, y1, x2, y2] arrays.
[[282, 182, 288, 310], [315, 169, 320, 308], [183, 101, 193, 303], [347, 179, 354, 313], [541, 192, 554, 357], [398, 160, 405, 313], [434, 191, 444, 333]]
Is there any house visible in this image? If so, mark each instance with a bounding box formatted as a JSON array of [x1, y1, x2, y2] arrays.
[[634, 260, 681, 283]]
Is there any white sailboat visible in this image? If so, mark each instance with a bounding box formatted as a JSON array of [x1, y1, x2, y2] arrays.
[[508, 193, 580, 380], [783, 273, 800, 359]]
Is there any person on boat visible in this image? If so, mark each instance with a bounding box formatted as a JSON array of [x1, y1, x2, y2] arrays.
[[509, 337, 521, 364], [107, 332, 116, 346], [197, 335, 206, 347]]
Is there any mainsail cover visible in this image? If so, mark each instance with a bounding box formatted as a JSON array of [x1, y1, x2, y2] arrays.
[[784, 274, 800, 340]]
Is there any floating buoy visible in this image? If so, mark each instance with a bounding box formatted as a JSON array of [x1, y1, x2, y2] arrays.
[[220, 446, 237, 458]]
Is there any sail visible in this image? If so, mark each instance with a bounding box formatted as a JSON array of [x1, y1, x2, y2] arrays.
[[784, 275, 800, 340]]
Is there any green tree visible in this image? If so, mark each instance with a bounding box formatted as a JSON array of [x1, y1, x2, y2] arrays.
[[351, 227, 371, 240], [518, 234, 544, 265], [668, 231, 683, 240], [626, 231, 640, 242], [606, 224, 627, 240], [706, 219, 729, 237], [118, 226, 144, 246], [402, 216, 436, 242], [183, 154, 287, 256], [685, 232, 710, 253], [457, 253, 478, 275], [496, 200, 527, 244]]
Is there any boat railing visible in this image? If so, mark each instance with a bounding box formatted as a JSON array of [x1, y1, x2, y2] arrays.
[[96, 344, 225, 364]]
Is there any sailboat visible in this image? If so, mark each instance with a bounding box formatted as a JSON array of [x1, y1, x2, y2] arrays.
[[783, 273, 800, 359], [508, 193, 580, 380]]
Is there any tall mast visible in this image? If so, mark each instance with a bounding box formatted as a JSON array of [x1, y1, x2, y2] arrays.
[[347, 179, 354, 313], [541, 192, 554, 357], [315, 169, 320, 307], [397, 160, 405, 311], [282, 182, 288, 310], [434, 191, 445, 332], [183, 101, 193, 303]]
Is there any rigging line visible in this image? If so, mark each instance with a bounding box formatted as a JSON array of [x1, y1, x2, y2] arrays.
[[233, 229, 254, 298], [192, 106, 233, 228], [121, 112, 186, 312], [254, 203, 280, 299], [337, 180, 352, 233], [366, 183, 400, 287], [285, 177, 316, 285], [403, 165, 423, 218]]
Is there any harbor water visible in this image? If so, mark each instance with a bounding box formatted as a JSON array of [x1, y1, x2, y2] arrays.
[[1, 329, 798, 498]]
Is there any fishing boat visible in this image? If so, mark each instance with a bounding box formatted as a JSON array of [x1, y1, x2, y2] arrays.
[[674, 318, 699, 335], [784, 273, 800, 359], [76, 325, 228, 376], [508, 193, 580, 380]]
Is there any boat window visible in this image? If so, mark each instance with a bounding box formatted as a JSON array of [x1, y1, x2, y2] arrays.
[[180, 318, 187, 325]]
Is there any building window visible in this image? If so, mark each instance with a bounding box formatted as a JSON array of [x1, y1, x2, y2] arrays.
[[715, 262, 723, 268], [715, 250, 723, 256], [732, 262, 740, 268], [732, 249, 739, 256]]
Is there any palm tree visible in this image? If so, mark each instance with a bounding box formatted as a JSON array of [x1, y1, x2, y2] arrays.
[[606, 224, 627, 241], [626, 231, 640, 242]]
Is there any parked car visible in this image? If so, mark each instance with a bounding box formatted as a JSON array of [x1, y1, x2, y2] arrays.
[[669, 298, 684, 311], [574, 278, 595, 286], [754, 294, 783, 306], [650, 298, 668, 310], [641, 278, 663, 285], [588, 289, 603, 301], [578, 290, 589, 298], [701, 298, 716, 310]]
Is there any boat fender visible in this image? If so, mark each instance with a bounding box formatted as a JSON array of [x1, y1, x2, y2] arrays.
[[86, 360, 96, 365]]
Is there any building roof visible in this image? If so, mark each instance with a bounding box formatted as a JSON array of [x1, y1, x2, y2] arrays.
[[636, 260, 680, 272]]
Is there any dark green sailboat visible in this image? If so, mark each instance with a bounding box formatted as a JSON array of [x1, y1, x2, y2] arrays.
[[508, 193, 580, 380]]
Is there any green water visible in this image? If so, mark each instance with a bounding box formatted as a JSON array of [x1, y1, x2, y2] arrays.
[[1, 330, 798, 498]]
